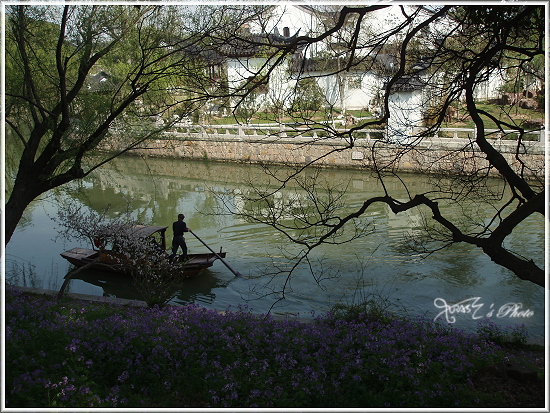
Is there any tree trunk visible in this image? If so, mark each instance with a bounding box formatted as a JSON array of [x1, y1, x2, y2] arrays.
[[4, 179, 44, 246]]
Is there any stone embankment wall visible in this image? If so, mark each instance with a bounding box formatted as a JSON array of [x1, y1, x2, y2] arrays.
[[105, 130, 545, 177]]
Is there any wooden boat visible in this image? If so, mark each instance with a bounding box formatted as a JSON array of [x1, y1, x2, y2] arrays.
[[60, 225, 226, 278]]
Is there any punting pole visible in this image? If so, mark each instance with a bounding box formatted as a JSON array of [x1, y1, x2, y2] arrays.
[[189, 230, 241, 277]]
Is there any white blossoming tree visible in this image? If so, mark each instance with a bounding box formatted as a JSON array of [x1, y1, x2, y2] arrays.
[[56, 201, 184, 307]]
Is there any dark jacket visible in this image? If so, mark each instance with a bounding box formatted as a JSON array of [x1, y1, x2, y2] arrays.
[[173, 220, 188, 237]]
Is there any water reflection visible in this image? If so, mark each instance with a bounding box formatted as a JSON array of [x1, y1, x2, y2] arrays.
[[66, 267, 230, 305], [5, 255, 40, 289], [68, 269, 145, 300], [5, 155, 545, 340]]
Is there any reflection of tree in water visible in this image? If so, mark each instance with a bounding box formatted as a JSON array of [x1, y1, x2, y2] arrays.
[[76, 157, 245, 227], [71, 156, 307, 234], [5, 255, 40, 288], [73, 183, 149, 219]]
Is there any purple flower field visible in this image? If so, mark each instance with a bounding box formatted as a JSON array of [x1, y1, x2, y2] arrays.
[[5, 286, 509, 408]]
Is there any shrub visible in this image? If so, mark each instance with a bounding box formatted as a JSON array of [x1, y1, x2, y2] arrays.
[[5, 287, 510, 408], [476, 318, 529, 346]]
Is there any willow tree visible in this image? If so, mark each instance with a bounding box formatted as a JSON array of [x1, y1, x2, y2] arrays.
[[222, 5, 546, 288], [4, 4, 265, 244]]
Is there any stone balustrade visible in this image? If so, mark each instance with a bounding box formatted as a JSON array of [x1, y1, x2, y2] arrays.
[[104, 123, 545, 177]]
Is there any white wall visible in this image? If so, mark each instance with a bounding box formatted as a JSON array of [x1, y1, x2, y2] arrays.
[[300, 71, 383, 112], [345, 72, 384, 111], [387, 90, 424, 143], [474, 69, 506, 100], [227, 57, 297, 112]]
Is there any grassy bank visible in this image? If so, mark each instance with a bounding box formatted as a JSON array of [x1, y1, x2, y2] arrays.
[[5, 287, 545, 408]]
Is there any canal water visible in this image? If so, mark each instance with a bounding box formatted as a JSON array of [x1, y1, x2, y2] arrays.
[[5, 156, 545, 341]]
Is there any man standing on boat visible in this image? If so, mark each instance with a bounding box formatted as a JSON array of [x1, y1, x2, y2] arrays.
[[170, 213, 191, 262]]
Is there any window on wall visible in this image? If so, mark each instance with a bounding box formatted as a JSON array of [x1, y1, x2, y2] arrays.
[[348, 75, 363, 90]]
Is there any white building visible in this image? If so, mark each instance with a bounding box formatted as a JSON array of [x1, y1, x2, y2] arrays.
[[222, 4, 506, 141]]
